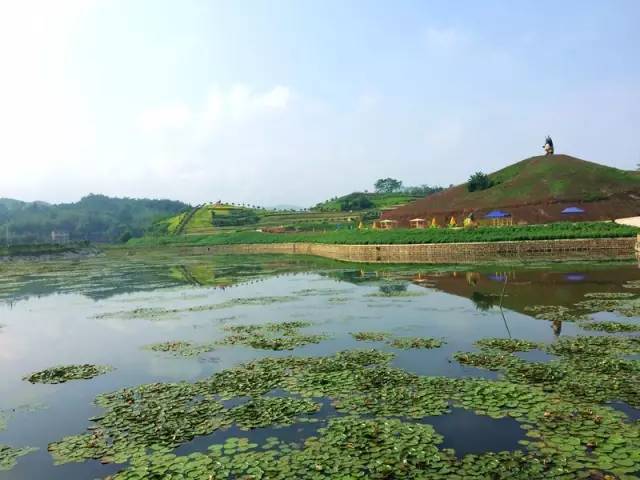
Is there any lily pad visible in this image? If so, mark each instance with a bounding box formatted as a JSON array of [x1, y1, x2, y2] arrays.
[[24, 364, 113, 384], [0, 444, 38, 471]]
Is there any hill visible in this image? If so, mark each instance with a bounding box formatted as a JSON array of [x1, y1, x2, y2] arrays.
[[152, 202, 369, 236], [312, 191, 428, 212], [0, 194, 189, 243], [382, 155, 640, 225]]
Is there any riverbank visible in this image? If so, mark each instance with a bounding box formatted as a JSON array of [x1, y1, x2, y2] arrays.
[[121, 236, 638, 264], [0, 242, 101, 262]]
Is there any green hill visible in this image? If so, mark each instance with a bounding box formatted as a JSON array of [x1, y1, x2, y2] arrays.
[[0, 194, 189, 243], [382, 155, 640, 225], [154, 202, 366, 236], [311, 192, 426, 212]]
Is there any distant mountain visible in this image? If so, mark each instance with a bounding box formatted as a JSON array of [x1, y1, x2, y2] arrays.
[[382, 155, 640, 225], [0, 194, 190, 244]]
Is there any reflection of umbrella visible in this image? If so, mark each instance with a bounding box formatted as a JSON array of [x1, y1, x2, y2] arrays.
[[485, 210, 510, 218], [487, 274, 507, 282], [561, 206, 585, 214], [565, 274, 586, 282]]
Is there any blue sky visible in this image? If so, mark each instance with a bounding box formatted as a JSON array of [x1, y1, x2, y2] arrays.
[[1, 0, 639, 206]]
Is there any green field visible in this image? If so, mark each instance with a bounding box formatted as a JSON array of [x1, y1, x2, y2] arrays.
[[128, 221, 639, 247]]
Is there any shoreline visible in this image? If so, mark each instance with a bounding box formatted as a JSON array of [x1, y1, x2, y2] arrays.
[[121, 236, 639, 264]]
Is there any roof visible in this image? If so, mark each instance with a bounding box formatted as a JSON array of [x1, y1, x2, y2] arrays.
[[485, 210, 511, 218], [410, 218, 426, 222], [561, 206, 585, 214], [380, 219, 398, 223]]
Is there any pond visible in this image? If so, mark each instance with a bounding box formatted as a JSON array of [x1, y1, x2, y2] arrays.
[[0, 252, 639, 479]]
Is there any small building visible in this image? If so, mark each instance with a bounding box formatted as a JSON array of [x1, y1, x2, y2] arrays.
[[409, 218, 426, 229], [379, 219, 399, 230], [484, 210, 513, 227]]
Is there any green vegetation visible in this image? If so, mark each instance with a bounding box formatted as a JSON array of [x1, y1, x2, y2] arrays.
[[0, 242, 90, 258], [220, 320, 327, 350], [388, 155, 640, 223], [350, 331, 390, 341], [350, 332, 445, 349], [467, 171, 494, 192], [24, 364, 113, 384], [580, 321, 640, 333], [144, 341, 217, 357], [0, 445, 38, 471], [0, 194, 188, 243], [338, 193, 374, 211], [128, 221, 638, 247], [374, 177, 404, 193], [475, 338, 541, 353], [388, 337, 444, 349], [48, 343, 640, 479]]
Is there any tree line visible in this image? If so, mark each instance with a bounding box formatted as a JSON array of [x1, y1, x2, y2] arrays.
[[0, 194, 189, 244]]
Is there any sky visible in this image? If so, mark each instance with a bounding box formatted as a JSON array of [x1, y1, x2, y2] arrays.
[[0, 0, 639, 207]]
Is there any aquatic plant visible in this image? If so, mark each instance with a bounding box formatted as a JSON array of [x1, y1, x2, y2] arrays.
[[388, 336, 444, 349], [476, 338, 541, 353], [24, 364, 113, 384], [524, 305, 587, 322], [220, 320, 327, 351], [580, 321, 640, 333], [350, 331, 390, 341], [0, 444, 38, 471], [95, 296, 299, 320], [50, 347, 640, 477], [584, 292, 636, 299], [144, 340, 217, 357], [226, 397, 320, 429]]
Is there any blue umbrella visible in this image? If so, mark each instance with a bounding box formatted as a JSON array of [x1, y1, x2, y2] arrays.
[[561, 206, 585, 214], [485, 210, 510, 218]]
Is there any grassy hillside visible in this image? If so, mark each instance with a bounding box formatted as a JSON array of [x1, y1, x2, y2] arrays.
[[153, 203, 366, 236], [384, 155, 640, 224], [312, 192, 425, 212]]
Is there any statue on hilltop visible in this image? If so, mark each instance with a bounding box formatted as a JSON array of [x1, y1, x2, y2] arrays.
[[543, 136, 554, 156]]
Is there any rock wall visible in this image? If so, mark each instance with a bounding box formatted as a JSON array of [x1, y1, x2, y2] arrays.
[[174, 237, 637, 264]]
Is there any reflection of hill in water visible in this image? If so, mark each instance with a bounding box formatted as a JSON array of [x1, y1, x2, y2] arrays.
[[0, 254, 346, 303], [3, 252, 639, 307], [413, 266, 640, 315]]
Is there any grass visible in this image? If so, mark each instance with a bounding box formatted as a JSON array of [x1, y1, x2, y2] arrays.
[[128, 221, 639, 247], [389, 155, 640, 219], [312, 192, 422, 212]]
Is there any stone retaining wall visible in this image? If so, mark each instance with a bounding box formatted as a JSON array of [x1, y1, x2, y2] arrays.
[[171, 237, 637, 264]]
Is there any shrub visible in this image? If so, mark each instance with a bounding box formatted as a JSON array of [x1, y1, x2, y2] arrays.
[[467, 172, 493, 192]]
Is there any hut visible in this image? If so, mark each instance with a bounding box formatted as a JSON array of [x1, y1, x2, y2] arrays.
[[409, 218, 426, 229], [379, 219, 399, 230], [484, 210, 513, 226]]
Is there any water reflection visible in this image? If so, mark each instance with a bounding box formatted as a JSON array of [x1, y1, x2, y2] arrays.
[[0, 254, 638, 478]]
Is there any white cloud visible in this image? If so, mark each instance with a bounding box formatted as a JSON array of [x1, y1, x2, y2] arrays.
[[137, 102, 192, 132]]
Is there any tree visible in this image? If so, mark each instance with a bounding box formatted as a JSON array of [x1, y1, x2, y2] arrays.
[[339, 193, 374, 211], [467, 172, 493, 192], [119, 230, 132, 243], [374, 178, 403, 193]]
